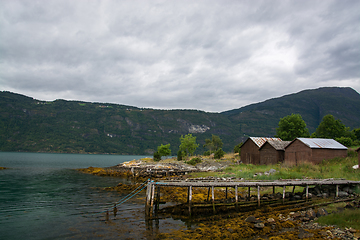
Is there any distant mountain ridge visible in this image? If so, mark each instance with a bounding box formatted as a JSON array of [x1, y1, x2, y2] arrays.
[[222, 87, 360, 136], [1, 87, 359, 155]]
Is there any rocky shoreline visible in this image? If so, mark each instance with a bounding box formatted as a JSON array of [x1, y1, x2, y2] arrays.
[[156, 199, 360, 239], [77, 157, 360, 239], [78, 157, 233, 179]]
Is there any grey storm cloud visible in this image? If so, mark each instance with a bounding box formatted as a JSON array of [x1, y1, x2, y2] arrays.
[[0, 0, 359, 112]]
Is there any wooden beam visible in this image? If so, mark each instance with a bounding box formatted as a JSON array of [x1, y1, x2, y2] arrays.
[[282, 186, 286, 204], [257, 185, 260, 207], [235, 186, 238, 210], [306, 185, 309, 201], [188, 186, 192, 216], [212, 186, 215, 213], [145, 181, 152, 218], [336, 184, 339, 198], [150, 184, 155, 218], [207, 187, 210, 202], [155, 186, 160, 213]]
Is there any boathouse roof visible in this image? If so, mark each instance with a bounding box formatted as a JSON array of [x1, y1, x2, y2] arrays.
[[288, 138, 347, 150], [246, 137, 282, 148], [259, 140, 291, 151]]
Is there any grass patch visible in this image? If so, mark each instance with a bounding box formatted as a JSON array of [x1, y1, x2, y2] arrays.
[[190, 153, 360, 181], [316, 208, 360, 230]]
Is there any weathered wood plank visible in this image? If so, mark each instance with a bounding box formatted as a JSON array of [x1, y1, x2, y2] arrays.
[[155, 179, 360, 188]]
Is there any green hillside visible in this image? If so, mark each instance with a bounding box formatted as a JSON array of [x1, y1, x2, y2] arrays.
[[222, 87, 360, 138], [0, 91, 239, 154], [1, 87, 359, 155]]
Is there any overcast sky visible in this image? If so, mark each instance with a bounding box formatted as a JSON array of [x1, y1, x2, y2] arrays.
[[1, 0, 359, 112]]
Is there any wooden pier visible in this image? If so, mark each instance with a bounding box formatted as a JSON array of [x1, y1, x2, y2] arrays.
[[145, 179, 360, 218]]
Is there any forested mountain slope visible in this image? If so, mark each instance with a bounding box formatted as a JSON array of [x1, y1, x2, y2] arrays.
[[1, 87, 359, 155], [222, 87, 360, 137], [0, 92, 237, 154]]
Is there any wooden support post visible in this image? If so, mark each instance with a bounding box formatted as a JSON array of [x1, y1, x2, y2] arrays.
[[150, 183, 155, 218], [145, 181, 151, 218], [282, 186, 286, 204], [292, 186, 296, 193], [336, 184, 339, 198], [273, 186, 275, 195], [306, 185, 309, 201], [235, 186, 238, 210], [106, 210, 109, 221], [212, 186, 215, 213], [155, 186, 160, 213], [257, 185, 261, 207], [225, 187, 228, 199], [188, 186, 192, 216], [248, 187, 251, 200], [207, 187, 210, 202], [113, 204, 117, 217]]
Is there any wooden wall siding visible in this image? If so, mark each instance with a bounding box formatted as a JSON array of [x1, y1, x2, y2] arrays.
[[284, 139, 312, 166], [312, 149, 347, 164], [259, 142, 282, 165], [285, 139, 347, 166], [241, 140, 260, 165], [357, 148, 360, 167]]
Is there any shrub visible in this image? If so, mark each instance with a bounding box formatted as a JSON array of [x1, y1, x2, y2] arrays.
[[153, 151, 161, 162], [186, 157, 202, 166], [214, 148, 225, 159], [177, 150, 183, 161], [335, 137, 353, 147], [234, 142, 243, 154], [203, 151, 211, 156], [347, 149, 357, 157]]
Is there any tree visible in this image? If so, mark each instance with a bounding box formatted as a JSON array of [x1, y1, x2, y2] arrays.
[[335, 137, 353, 147], [214, 148, 225, 159], [203, 138, 214, 154], [177, 150, 184, 161], [351, 128, 360, 141], [153, 143, 171, 161], [275, 114, 310, 141], [179, 134, 199, 157], [157, 144, 171, 157], [153, 151, 161, 162], [203, 134, 223, 154], [312, 114, 350, 139], [234, 142, 243, 154]]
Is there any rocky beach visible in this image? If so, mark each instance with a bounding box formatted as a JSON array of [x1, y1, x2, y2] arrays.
[[77, 156, 360, 239]]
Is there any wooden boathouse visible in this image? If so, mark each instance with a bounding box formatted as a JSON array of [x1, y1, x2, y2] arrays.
[[259, 140, 291, 165], [284, 138, 347, 166], [145, 179, 360, 218], [240, 137, 283, 165]]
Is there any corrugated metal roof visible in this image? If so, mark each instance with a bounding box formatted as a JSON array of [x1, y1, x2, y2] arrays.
[[297, 138, 347, 150], [250, 137, 282, 148]]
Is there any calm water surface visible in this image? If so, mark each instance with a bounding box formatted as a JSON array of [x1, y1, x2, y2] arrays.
[[0, 152, 183, 239]]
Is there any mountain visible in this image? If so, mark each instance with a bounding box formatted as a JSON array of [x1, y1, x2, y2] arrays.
[[1, 87, 359, 155], [222, 87, 360, 136]]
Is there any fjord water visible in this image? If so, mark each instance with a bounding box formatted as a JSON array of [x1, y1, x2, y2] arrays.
[[0, 152, 155, 239]]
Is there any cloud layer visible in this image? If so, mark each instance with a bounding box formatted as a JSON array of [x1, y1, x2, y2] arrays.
[[1, 0, 359, 112]]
